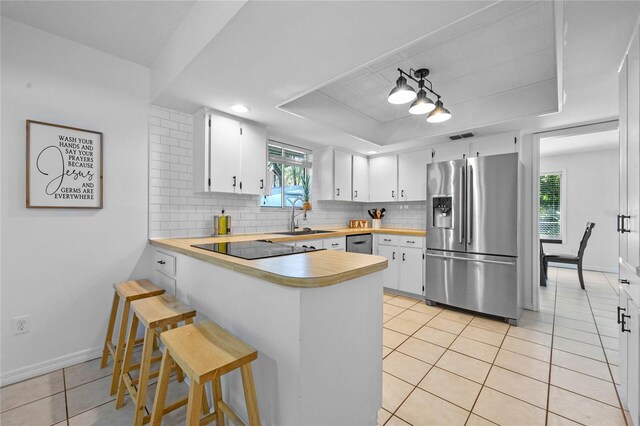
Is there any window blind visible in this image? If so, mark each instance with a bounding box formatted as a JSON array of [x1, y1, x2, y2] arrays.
[[268, 141, 312, 168]]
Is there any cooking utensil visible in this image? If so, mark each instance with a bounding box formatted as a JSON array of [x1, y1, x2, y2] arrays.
[[368, 209, 376, 219]]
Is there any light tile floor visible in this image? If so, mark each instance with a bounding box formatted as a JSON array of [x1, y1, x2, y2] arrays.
[[380, 267, 629, 425], [0, 267, 629, 425]]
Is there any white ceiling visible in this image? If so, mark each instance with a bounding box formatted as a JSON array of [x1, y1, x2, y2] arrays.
[[0, 1, 195, 66], [281, 1, 560, 146], [4, 1, 639, 154], [316, 1, 555, 124], [540, 129, 619, 157]]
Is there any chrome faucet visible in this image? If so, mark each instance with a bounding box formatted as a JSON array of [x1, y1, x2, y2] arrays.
[[289, 196, 307, 232]]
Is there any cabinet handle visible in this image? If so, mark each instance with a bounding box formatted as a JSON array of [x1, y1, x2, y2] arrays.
[[233, 176, 237, 187], [239, 181, 243, 190], [331, 243, 339, 247], [392, 190, 395, 199], [260, 179, 264, 189], [336, 188, 340, 197], [406, 240, 415, 244], [620, 279, 630, 285], [402, 253, 406, 261], [384, 238, 391, 242], [157, 260, 166, 265], [392, 252, 396, 260], [619, 215, 631, 233], [622, 313, 631, 333], [354, 190, 358, 198], [617, 306, 626, 324], [401, 190, 404, 198]]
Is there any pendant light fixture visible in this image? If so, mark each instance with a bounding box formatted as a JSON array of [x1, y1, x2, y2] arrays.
[[388, 68, 451, 122], [387, 75, 416, 104]]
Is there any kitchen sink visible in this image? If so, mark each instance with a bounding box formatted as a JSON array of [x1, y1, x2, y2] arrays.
[[270, 230, 336, 236]]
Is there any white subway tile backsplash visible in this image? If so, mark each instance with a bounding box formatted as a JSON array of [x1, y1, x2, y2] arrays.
[[148, 105, 425, 238]]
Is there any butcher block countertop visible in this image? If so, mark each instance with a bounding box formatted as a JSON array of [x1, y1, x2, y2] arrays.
[[149, 227, 425, 288]]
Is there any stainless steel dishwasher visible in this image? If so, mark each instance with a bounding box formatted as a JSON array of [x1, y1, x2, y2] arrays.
[[346, 233, 373, 254]]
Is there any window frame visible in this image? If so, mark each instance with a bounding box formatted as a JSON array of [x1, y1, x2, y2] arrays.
[[538, 169, 566, 242], [262, 141, 312, 209]]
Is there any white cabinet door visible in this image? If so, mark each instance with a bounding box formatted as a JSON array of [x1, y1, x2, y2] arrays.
[[352, 154, 369, 202], [398, 150, 429, 201], [627, 30, 640, 270], [430, 141, 469, 163], [322, 236, 346, 251], [620, 56, 629, 263], [399, 248, 424, 296], [377, 244, 399, 290], [210, 114, 241, 193], [334, 150, 352, 201], [627, 300, 639, 426], [192, 109, 210, 193], [369, 155, 398, 202], [239, 121, 267, 195], [620, 289, 631, 396], [468, 133, 518, 158]]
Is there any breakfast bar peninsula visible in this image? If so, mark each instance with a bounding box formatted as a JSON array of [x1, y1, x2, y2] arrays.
[[149, 231, 388, 425]]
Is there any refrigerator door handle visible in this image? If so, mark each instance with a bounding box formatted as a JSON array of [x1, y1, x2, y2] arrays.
[[459, 165, 465, 244], [425, 252, 516, 266], [467, 165, 473, 246]]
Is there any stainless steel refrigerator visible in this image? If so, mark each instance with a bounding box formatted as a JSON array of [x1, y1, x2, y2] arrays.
[[425, 152, 522, 324]]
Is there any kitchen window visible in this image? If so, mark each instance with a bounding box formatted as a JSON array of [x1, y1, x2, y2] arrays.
[[539, 172, 563, 239], [262, 141, 312, 208]]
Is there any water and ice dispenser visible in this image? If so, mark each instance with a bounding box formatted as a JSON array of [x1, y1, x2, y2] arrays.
[[432, 196, 453, 228]]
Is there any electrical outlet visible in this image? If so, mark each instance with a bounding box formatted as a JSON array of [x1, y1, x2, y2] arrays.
[[12, 316, 30, 335]]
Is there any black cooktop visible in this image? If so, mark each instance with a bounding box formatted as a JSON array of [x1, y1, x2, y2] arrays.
[[191, 240, 324, 260]]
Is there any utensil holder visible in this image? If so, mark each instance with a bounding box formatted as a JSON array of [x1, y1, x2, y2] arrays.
[[372, 219, 382, 229]]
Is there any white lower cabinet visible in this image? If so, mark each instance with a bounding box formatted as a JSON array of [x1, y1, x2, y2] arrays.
[[620, 283, 640, 426], [153, 249, 177, 296], [377, 244, 399, 290], [376, 234, 425, 297], [284, 236, 346, 251]]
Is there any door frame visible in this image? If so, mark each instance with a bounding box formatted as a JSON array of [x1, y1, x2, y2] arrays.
[[530, 120, 618, 309]]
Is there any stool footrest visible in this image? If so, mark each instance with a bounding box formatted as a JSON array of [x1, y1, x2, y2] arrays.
[[219, 400, 245, 426], [200, 411, 218, 425]]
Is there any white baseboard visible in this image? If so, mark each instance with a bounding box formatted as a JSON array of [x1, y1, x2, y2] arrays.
[[548, 263, 618, 274], [0, 347, 102, 387]]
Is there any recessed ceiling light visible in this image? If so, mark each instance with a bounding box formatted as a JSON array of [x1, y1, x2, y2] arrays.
[[230, 104, 250, 113], [367, 150, 378, 154]]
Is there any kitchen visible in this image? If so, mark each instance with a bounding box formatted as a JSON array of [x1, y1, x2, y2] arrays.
[[1, 1, 640, 426]]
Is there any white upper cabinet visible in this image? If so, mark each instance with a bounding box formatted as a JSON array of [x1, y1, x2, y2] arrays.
[[192, 108, 266, 194], [239, 121, 267, 195], [398, 149, 429, 201], [429, 141, 469, 163], [316, 147, 366, 201], [469, 133, 519, 157], [210, 113, 241, 193], [334, 149, 352, 201], [369, 155, 398, 202], [352, 154, 369, 202]]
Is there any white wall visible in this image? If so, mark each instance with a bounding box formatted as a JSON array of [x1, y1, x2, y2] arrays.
[[540, 148, 619, 272], [0, 18, 150, 384]]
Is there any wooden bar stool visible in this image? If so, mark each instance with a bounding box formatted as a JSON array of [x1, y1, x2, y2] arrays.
[[116, 294, 197, 426], [150, 321, 260, 426], [101, 279, 165, 395]]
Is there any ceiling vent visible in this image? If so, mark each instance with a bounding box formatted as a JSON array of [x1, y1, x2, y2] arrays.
[[449, 132, 474, 141]]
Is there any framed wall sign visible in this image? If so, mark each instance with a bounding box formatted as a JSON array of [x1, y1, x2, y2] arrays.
[[26, 120, 103, 209]]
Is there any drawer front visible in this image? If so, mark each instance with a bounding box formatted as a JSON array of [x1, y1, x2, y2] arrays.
[[400, 237, 424, 249], [377, 234, 398, 246], [153, 250, 176, 277], [153, 270, 176, 296], [323, 236, 345, 251], [299, 241, 321, 250]]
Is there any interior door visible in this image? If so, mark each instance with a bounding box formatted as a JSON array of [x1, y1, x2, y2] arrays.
[[378, 245, 399, 290], [466, 153, 518, 257], [398, 150, 429, 201], [426, 159, 466, 252]]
